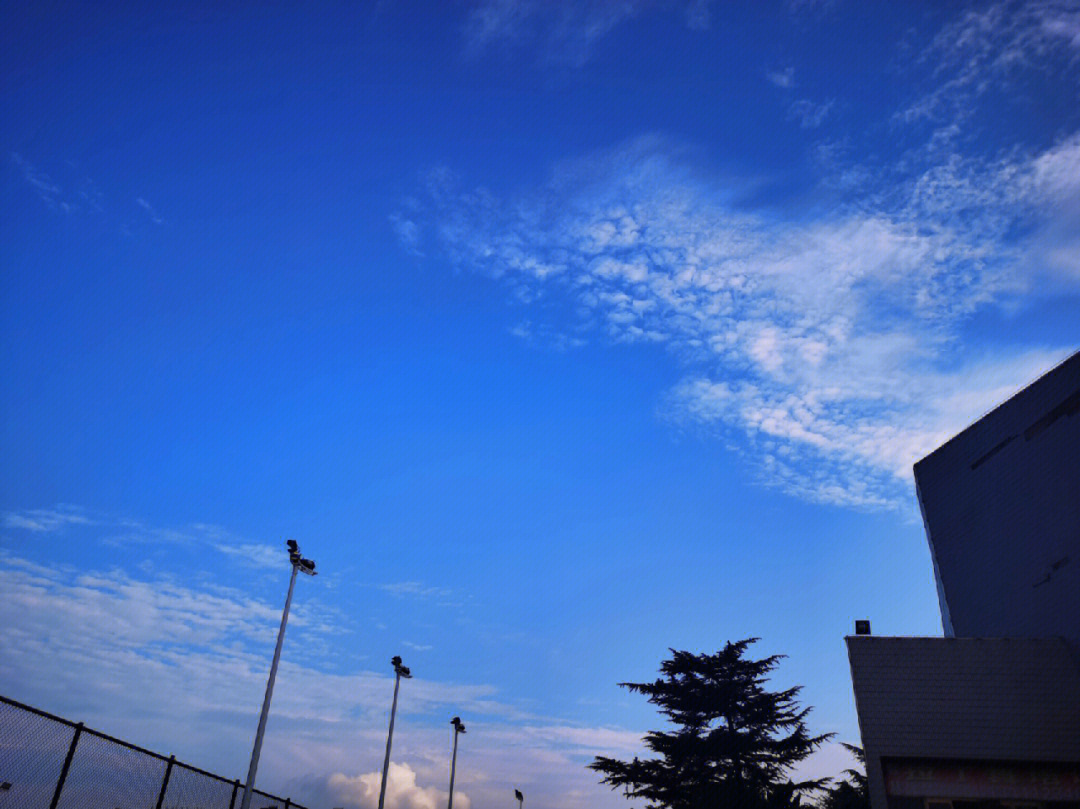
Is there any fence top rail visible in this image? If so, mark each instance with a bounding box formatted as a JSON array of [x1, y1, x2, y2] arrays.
[[1, 693, 305, 809], [172, 757, 240, 785], [1, 692, 75, 725]]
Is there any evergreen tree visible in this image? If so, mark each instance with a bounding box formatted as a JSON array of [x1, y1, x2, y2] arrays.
[[819, 745, 868, 809], [589, 640, 832, 809]]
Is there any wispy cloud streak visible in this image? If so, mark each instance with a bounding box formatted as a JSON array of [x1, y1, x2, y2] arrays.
[[3, 506, 93, 532], [399, 127, 1077, 507], [900, 0, 1080, 124], [463, 0, 714, 65], [136, 197, 165, 224]]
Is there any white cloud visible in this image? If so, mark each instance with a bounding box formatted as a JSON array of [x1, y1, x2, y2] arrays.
[[900, 0, 1080, 124], [215, 541, 287, 569], [10, 154, 106, 214], [390, 212, 423, 256], [400, 133, 1079, 508], [7, 532, 853, 808], [3, 506, 92, 532], [1017, 133, 1080, 282], [683, 0, 712, 30], [787, 98, 833, 129], [2, 509, 308, 572], [463, 0, 538, 51], [516, 724, 643, 753], [11, 152, 66, 209], [0, 550, 526, 794], [671, 348, 1067, 508], [328, 762, 470, 809], [136, 197, 164, 224], [767, 67, 795, 88], [377, 581, 455, 600], [462, 0, 713, 65], [0, 547, 655, 809]]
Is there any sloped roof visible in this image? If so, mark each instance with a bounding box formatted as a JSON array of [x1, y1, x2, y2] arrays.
[[847, 635, 1080, 762]]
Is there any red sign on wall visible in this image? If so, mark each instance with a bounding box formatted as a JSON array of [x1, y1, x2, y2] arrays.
[[883, 760, 1080, 802]]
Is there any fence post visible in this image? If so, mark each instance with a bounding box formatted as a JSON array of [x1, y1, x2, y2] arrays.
[[285, 798, 291, 809], [48, 722, 83, 809], [231, 779, 241, 809], [154, 756, 176, 809]]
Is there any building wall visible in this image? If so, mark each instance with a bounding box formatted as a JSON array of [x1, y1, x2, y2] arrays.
[[913, 352, 1080, 642], [846, 636, 1080, 809]]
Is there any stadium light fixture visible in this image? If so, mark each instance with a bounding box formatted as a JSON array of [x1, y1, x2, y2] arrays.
[[447, 717, 466, 809], [377, 656, 412, 809], [239, 539, 317, 809]]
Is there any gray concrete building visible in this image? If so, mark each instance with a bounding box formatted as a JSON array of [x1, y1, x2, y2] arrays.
[[847, 351, 1080, 809]]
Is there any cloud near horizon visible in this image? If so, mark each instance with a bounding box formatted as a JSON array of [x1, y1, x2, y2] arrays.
[[0, 538, 663, 809], [329, 762, 471, 809]]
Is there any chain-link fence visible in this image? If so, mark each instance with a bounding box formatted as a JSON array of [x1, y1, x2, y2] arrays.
[[0, 695, 306, 809]]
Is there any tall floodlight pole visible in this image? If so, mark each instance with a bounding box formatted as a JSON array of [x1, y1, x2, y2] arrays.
[[240, 539, 317, 809], [447, 717, 466, 809], [377, 655, 412, 809]]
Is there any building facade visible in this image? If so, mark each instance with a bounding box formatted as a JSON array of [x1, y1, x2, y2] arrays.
[[847, 351, 1080, 809]]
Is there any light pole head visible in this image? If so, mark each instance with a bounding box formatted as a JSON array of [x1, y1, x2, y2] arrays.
[[451, 716, 466, 734], [285, 540, 317, 575], [514, 789, 523, 803], [392, 656, 412, 678]]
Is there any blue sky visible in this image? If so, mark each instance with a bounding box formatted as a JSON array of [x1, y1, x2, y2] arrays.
[[2, 1, 1079, 808]]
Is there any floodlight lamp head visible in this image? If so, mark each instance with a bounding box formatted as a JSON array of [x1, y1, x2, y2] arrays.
[[400, 665, 412, 678], [391, 655, 402, 667], [451, 716, 465, 733], [286, 539, 298, 553], [297, 557, 316, 575], [515, 789, 523, 802]]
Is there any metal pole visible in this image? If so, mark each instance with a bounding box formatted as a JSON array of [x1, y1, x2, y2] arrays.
[[376, 671, 402, 809], [446, 729, 459, 809], [48, 722, 83, 809], [154, 756, 176, 809], [240, 563, 299, 809]]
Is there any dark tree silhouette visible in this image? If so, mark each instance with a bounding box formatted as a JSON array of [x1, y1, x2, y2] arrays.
[[589, 640, 833, 809], [819, 745, 868, 809]]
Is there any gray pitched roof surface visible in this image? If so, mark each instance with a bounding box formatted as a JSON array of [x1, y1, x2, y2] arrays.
[[847, 635, 1080, 762]]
